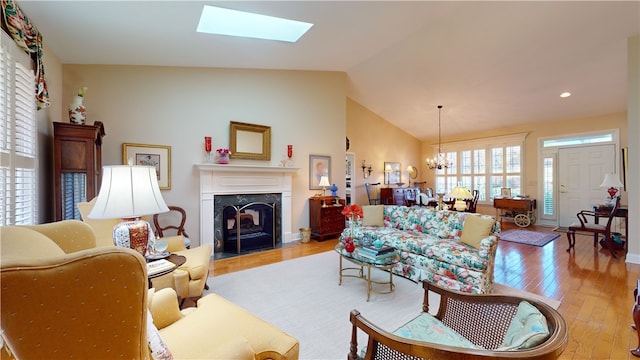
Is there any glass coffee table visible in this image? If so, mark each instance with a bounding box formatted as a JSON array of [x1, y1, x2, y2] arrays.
[[334, 243, 399, 301]]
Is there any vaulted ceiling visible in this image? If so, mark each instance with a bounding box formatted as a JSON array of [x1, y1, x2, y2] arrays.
[[18, 1, 640, 140]]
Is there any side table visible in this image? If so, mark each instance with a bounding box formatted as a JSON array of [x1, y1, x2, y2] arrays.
[[146, 253, 186, 288], [335, 244, 398, 301], [593, 204, 628, 253]]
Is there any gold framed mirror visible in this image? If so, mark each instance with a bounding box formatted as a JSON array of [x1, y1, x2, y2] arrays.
[[230, 121, 271, 160], [407, 165, 418, 180]]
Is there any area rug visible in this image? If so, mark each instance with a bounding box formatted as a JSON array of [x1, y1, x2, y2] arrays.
[[500, 229, 560, 247], [206, 251, 559, 360]]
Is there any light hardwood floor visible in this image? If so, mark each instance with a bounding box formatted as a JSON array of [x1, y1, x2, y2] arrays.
[[210, 222, 640, 359]]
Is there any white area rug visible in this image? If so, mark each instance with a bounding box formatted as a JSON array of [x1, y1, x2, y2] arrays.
[[208, 251, 559, 360]]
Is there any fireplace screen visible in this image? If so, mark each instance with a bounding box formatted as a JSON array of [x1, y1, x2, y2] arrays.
[[222, 202, 276, 254]]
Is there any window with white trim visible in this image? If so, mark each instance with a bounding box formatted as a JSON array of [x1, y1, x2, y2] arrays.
[[434, 133, 526, 202], [1, 31, 38, 226]]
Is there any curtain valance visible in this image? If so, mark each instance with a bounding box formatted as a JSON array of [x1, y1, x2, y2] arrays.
[[1, 0, 50, 110]]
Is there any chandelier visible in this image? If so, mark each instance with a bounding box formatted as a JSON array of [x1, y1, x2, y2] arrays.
[[426, 105, 451, 170]]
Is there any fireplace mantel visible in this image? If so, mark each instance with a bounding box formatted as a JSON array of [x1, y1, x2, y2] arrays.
[[197, 163, 298, 255], [196, 163, 299, 174]]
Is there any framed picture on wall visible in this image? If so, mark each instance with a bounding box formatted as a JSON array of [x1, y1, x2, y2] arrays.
[[309, 154, 331, 190], [122, 143, 171, 190]]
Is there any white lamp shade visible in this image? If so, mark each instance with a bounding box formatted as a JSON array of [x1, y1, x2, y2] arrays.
[[88, 165, 169, 219], [318, 175, 330, 187], [448, 186, 473, 199], [600, 173, 624, 188]]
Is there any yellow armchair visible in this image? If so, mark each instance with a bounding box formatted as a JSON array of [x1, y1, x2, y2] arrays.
[[1, 222, 150, 359], [1, 221, 298, 360]]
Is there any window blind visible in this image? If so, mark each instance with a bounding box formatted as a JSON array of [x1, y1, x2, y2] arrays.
[[1, 31, 38, 226]]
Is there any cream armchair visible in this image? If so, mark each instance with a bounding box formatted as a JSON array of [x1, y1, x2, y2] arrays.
[[0, 221, 299, 359], [77, 199, 212, 304]]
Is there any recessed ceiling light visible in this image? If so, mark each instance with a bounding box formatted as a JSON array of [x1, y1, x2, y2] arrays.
[[560, 92, 571, 98], [197, 6, 313, 43]]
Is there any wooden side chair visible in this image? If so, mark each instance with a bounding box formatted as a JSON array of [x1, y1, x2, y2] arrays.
[[365, 182, 381, 205], [566, 196, 620, 258], [403, 188, 418, 207], [153, 205, 190, 248], [465, 190, 480, 213]]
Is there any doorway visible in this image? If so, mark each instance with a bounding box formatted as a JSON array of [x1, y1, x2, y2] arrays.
[[558, 144, 615, 227]]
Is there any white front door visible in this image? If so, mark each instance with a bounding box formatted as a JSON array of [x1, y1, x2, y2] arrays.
[[558, 144, 615, 227]]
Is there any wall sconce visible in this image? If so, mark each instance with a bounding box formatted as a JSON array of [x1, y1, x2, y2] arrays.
[[361, 160, 372, 178]]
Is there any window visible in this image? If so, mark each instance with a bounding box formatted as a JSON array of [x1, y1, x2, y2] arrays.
[[1, 31, 38, 226], [542, 156, 554, 216], [434, 133, 526, 202]]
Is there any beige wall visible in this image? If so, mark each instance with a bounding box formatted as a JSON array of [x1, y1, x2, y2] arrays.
[[420, 112, 628, 216], [37, 44, 63, 223], [626, 35, 639, 263], [346, 98, 422, 205], [57, 65, 346, 246]]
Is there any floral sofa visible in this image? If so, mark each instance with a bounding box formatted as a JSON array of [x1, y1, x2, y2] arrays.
[[340, 205, 500, 294]]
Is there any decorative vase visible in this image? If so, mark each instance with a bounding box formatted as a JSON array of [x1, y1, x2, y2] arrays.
[[68, 96, 86, 125], [112, 218, 151, 257], [216, 152, 230, 164], [344, 240, 355, 253]]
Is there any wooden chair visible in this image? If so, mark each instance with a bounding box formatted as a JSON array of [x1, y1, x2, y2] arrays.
[[465, 190, 480, 213], [566, 196, 620, 257], [348, 281, 568, 360], [153, 206, 189, 242], [365, 183, 381, 205], [403, 188, 418, 207]]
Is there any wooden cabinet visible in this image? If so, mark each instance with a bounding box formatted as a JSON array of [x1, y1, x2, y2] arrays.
[[380, 187, 419, 206], [309, 196, 345, 241], [54, 122, 105, 221]]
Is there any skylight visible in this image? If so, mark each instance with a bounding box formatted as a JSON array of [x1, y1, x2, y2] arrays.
[[197, 6, 313, 43]]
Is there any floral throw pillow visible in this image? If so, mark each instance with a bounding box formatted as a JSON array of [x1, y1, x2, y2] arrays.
[[147, 310, 173, 360], [497, 301, 550, 350]]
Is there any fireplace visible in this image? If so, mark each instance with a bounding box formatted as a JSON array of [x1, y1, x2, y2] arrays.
[[214, 193, 281, 254], [222, 201, 277, 253], [197, 164, 297, 257]]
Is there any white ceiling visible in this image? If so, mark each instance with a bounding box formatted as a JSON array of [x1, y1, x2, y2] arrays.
[[18, 1, 640, 141]]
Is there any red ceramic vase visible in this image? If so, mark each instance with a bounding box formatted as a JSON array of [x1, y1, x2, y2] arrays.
[[344, 241, 355, 253]]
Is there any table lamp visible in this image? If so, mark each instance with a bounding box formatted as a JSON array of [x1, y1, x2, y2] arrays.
[[600, 173, 624, 198], [88, 165, 169, 256], [318, 175, 331, 206], [448, 186, 473, 212]]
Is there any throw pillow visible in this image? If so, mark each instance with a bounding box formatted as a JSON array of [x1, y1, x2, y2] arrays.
[[362, 205, 384, 227], [393, 313, 484, 349], [146, 310, 173, 360], [497, 301, 550, 350], [460, 215, 495, 248]]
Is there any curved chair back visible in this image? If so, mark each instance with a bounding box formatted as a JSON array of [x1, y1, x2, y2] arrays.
[[153, 205, 189, 239], [1, 235, 149, 359], [466, 190, 480, 213], [349, 281, 568, 360], [365, 182, 381, 205]]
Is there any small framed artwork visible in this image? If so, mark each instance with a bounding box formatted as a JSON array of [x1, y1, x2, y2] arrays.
[[309, 154, 331, 190], [122, 143, 171, 190], [500, 187, 511, 198]]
